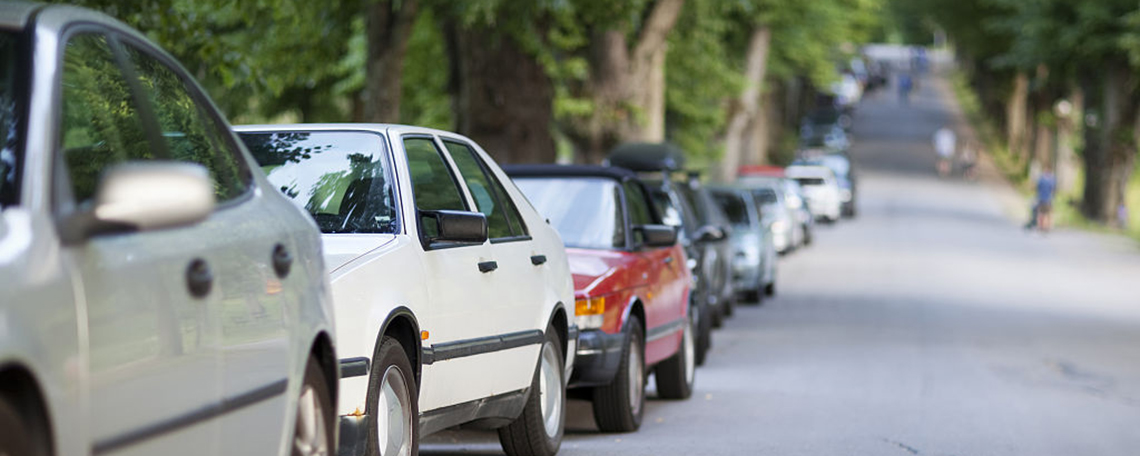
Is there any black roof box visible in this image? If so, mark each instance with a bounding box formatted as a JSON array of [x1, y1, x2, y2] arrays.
[[605, 142, 686, 172]]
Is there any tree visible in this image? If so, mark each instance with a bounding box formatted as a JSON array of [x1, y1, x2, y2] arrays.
[[362, 0, 420, 123]]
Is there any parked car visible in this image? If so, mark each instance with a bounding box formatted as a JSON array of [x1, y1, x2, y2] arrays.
[[673, 173, 738, 325], [507, 164, 696, 432], [0, 5, 338, 456], [708, 186, 778, 303], [795, 152, 858, 218], [742, 184, 796, 254], [785, 165, 843, 223], [782, 178, 816, 245], [737, 169, 814, 251], [237, 124, 576, 456], [605, 143, 718, 365]]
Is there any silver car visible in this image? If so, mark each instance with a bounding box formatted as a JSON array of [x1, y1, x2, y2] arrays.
[[0, 5, 336, 456], [708, 186, 778, 303]]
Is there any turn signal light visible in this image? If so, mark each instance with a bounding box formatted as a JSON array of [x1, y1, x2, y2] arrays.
[[575, 296, 606, 316]]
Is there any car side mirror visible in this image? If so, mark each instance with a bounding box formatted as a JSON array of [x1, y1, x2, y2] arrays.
[[694, 225, 726, 243], [60, 162, 215, 244], [419, 210, 487, 247], [635, 224, 678, 248]]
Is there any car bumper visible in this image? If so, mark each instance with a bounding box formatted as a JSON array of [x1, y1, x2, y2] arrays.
[[568, 328, 624, 388]]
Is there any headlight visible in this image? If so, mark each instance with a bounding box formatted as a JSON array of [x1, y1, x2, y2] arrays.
[[575, 296, 606, 329]]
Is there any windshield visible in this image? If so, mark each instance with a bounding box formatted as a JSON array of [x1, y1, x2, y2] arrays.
[[513, 176, 623, 249], [711, 191, 750, 227], [0, 32, 21, 208], [240, 131, 397, 234]]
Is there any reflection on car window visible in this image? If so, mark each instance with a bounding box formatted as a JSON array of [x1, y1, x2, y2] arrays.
[[0, 33, 21, 208], [124, 44, 248, 202], [241, 131, 397, 234], [712, 191, 749, 227], [404, 137, 467, 213], [515, 177, 623, 249], [624, 181, 654, 226], [58, 34, 151, 205], [444, 140, 524, 239]]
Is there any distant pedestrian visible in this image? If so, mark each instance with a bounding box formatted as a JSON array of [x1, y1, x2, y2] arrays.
[[898, 73, 913, 104], [933, 127, 955, 177], [959, 138, 978, 180], [1034, 168, 1057, 232]]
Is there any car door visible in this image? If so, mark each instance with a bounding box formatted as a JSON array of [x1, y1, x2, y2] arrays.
[[439, 138, 543, 396], [399, 135, 501, 413], [112, 38, 297, 454], [624, 180, 685, 361], [53, 31, 222, 454]]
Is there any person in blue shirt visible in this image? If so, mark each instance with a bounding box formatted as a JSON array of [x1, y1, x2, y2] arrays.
[[1035, 168, 1057, 231]]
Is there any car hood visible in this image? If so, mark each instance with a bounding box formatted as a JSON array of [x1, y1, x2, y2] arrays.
[[566, 248, 638, 298], [322, 234, 397, 274]]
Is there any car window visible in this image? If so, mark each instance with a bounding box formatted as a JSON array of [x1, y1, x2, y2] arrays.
[[514, 177, 623, 249], [403, 136, 466, 212], [58, 34, 152, 205], [712, 191, 750, 227], [122, 43, 249, 202], [795, 177, 826, 186], [443, 140, 522, 239], [624, 181, 654, 226], [240, 131, 397, 234], [0, 32, 21, 208]]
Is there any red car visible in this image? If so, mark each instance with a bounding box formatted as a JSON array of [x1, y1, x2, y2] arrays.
[[506, 165, 695, 433]]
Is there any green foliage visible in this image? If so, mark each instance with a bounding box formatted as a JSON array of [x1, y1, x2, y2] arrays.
[[400, 10, 453, 129]]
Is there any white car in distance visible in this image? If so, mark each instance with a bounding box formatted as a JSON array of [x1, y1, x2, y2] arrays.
[[784, 165, 842, 223], [237, 124, 576, 456]]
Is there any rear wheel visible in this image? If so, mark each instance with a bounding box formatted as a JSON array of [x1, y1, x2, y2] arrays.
[[0, 395, 38, 456], [367, 336, 418, 456], [591, 318, 645, 432], [292, 357, 335, 456], [498, 326, 564, 456], [765, 281, 776, 297], [655, 313, 695, 400]]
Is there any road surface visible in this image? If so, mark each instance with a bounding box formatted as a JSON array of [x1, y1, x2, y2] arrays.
[[423, 71, 1140, 455]]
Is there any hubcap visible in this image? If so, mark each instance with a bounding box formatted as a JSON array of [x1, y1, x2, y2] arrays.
[[628, 337, 644, 415], [683, 316, 696, 386], [539, 341, 563, 437], [293, 384, 329, 456], [376, 366, 413, 456]]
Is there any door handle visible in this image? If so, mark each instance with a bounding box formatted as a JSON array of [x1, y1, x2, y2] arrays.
[[478, 261, 498, 273], [530, 255, 547, 265], [186, 259, 213, 299], [664, 256, 674, 265], [272, 243, 293, 278]]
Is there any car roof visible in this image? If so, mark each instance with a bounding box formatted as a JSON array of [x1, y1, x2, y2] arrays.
[[502, 164, 637, 181], [0, 2, 40, 29], [233, 123, 474, 141], [606, 142, 686, 172]]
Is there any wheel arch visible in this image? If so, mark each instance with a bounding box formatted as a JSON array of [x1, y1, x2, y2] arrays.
[[378, 307, 422, 388], [625, 298, 647, 344], [0, 363, 53, 456], [545, 302, 569, 363], [309, 331, 338, 406]]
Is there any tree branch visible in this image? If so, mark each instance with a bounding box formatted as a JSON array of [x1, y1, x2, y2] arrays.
[[632, 0, 684, 67]]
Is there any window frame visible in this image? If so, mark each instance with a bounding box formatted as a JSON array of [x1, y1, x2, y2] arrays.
[[400, 133, 477, 251], [437, 136, 531, 244]]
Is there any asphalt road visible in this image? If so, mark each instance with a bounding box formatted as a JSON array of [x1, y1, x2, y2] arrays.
[[422, 72, 1140, 455]]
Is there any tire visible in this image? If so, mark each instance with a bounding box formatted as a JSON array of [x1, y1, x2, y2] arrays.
[[0, 396, 38, 456], [694, 299, 712, 366], [742, 288, 761, 304], [723, 294, 735, 317], [293, 356, 336, 456], [366, 336, 418, 456], [591, 318, 645, 433], [710, 300, 723, 328], [765, 281, 776, 297], [499, 326, 564, 456], [803, 225, 813, 246], [655, 313, 696, 400]]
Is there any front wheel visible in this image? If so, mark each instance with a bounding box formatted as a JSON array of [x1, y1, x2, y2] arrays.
[[591, 318, 645, 432], [293, 356, 336, 456], [367, 336, 418, 456], [694, 300, 712, 366], [498, 326, 564, 456], [655, 313, 696, 400]]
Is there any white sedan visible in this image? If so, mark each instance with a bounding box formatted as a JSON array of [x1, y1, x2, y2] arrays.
[[785, 165, 843, 223], [0, 5, 336, 456], [237, 124, 576, 456]]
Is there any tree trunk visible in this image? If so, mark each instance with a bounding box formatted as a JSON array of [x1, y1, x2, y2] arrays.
[[1080, 64, 1139, 223], [1055, 87, 1082, 194], [720, 26, 772, 181], [563, 0, 685, 163], [445, 26, 557, 164], [1007, 71, 1029, 162], [362, 0, 419, 123]]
